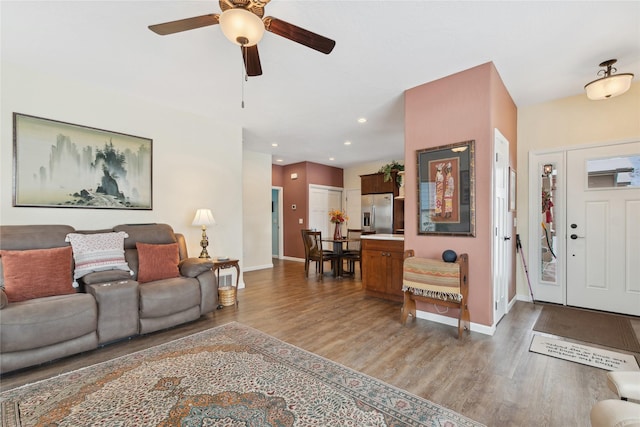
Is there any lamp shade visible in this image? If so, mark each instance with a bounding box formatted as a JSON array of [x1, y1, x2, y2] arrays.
[[219, 8, 265, 46], [585, 73, 634, 100], [584, 59, 634, 101], [192, 209, 216, 227]]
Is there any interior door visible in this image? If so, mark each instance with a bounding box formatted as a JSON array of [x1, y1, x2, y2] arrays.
[[271, 188, 281, 257], [493, 130, 509, 323], [566, 141, 640, 315], [345, 188, 361, 231], [309, 185, 343, 240]]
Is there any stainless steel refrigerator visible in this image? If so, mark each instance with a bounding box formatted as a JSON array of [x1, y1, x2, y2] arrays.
[[361, 194, 393, 234]]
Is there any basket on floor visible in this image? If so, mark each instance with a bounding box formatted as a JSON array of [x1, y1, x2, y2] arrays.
[[218, 286, 236, 306]]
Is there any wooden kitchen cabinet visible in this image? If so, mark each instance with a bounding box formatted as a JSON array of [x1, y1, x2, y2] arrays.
[[361, 238, 405, 302], [360, 172, 397, 195]]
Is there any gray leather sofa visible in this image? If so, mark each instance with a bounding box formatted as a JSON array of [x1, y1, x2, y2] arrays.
[[0, 223, 217, 374]]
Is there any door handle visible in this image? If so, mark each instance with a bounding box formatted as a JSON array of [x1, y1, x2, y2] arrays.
[[570, 234, 584, 240], [504, 236, 511, 241]]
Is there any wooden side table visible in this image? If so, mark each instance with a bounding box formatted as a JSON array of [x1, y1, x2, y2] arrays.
[[213, 258, 240, 309]]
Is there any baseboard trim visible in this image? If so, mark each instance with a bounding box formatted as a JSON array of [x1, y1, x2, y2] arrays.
[[243, 263, 273, 272], [413, 310, 496, 336], [516, 293, 533, 303]]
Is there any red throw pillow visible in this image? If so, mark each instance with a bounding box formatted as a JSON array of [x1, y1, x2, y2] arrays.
[[136, 242, 180, 284], [1, 246, 74, 303]]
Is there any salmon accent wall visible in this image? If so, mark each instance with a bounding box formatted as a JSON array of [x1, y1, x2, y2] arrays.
[[273, 162, 344, 259], [404, 62, 517, 328], [272, 164, 284, 187]]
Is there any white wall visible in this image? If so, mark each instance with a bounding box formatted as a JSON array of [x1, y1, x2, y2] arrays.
[[1, 62, 244, 265], [242, 150, 273, 271]]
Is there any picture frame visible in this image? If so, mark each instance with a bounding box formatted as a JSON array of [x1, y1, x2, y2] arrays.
[[13, 113, 152, 210], [509, 167, 517, 211], [417, 140, 475, 236]]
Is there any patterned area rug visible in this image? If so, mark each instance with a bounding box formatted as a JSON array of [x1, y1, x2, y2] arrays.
[[0, 322, 484, 426]]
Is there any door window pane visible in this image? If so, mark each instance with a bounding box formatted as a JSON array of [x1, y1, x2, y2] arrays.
[[540, 163, 557, 283], [587, 155, 640, 189]]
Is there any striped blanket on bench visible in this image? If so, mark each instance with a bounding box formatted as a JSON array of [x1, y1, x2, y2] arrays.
[[402, 257, 462, 302]]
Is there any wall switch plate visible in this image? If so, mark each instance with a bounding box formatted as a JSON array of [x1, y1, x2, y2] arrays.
[[299, 218, 303, 224]]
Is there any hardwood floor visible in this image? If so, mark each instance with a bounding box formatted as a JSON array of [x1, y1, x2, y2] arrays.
[[1, 259, 631, 426]]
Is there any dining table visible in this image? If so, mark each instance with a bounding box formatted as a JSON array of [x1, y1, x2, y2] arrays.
[[322, 237, 356, 277]]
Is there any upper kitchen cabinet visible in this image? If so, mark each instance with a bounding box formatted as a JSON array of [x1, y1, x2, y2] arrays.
[[360, 171, 398, 195]]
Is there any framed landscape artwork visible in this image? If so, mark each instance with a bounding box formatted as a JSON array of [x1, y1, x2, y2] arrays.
[[417, 140, 475, 236], [13, 113, 152, 210]]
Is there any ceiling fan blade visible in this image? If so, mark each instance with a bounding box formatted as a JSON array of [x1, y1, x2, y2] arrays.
[[264, 17, 335, 54], [242, 45, 263, 77], [149, 14, 220, 35]]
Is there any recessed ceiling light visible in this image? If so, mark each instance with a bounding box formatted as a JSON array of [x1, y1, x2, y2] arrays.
[[357, 117, 367, 123], [276, 159, 283, 162], [271, 143, 278, 147], [329, 157, 335, 161], [344, 141, 352, 146]]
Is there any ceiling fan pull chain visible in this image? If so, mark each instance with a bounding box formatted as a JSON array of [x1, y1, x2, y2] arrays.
[[241, 44, 250, 108], [241, 46, 246, 109]]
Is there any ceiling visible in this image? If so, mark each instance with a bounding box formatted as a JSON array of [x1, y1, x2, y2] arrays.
[[2, 1, 639, 168]]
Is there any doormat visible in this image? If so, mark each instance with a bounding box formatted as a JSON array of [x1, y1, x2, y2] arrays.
[[529, 334, 640, 371], [533, 304, 640, 353]]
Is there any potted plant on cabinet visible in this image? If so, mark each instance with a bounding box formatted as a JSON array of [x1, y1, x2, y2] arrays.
[[378, 161, 405, 185]]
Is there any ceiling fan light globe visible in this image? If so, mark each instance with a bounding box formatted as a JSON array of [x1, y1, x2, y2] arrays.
[[219, 8, 265, 47], [584, 73, 634, 100]]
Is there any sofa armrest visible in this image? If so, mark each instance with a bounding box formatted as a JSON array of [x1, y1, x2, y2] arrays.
[[179, 258, 214, 278], [196, 269, 217, 315], [0, 288, 7, 309]]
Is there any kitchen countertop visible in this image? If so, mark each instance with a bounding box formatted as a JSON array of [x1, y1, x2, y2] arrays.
[[361, 234, 405, 241]]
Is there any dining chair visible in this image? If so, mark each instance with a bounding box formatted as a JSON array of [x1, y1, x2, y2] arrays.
[[343, 229, 363, 276], [301, 229, 338, 278]]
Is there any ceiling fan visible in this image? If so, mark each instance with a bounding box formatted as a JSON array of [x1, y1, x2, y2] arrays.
[[148, 0, 336, 77]]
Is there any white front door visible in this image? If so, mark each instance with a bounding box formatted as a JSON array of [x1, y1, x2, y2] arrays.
[[566, 141, 640, 316], [493, 130, 509, 324]]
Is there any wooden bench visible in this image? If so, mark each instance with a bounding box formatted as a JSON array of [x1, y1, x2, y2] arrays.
[[400, 249, 470, 338]]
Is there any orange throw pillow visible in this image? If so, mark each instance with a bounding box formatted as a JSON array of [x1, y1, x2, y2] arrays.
[[136, 242, 180, 284], [1, 246, 74, 303]]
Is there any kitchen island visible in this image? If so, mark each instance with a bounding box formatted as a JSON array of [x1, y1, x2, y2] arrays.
[[361, 234, 405, 302]]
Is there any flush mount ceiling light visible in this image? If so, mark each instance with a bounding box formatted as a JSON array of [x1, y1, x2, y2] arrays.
[[584, 59, 634, 100], [219, 7, 265, 46]]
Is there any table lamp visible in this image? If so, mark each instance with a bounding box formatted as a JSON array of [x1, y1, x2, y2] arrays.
[[192, 208, 216, 258]]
